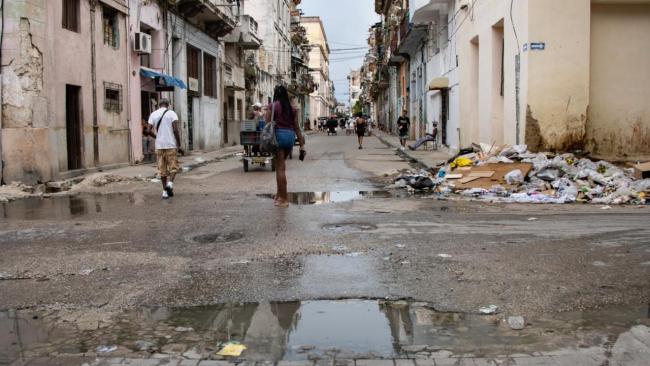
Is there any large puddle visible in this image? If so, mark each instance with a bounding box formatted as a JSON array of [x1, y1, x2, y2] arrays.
[[0, 193, 145, 221], [2, 300, 648, 362], [257, 191, 397, 205]]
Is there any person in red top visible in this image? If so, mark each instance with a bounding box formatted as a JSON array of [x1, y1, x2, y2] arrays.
[[265, 85, 306, 207]]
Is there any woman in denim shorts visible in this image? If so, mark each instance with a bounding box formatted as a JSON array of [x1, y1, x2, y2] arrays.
[[265, 85, 306, 207]]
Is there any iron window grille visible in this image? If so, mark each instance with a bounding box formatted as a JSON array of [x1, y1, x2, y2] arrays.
[[104, 82, 122, 113]]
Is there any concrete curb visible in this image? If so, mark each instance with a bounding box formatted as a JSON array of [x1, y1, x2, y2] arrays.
[[375, 134, 440, 171]]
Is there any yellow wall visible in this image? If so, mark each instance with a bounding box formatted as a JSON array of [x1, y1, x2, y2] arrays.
[[458, 0, 650, 160], [587, 3, 650, 160]]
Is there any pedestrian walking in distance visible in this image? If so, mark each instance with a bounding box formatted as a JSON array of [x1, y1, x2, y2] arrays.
[[355, 112, 367, 149], [266, 85, 306, 208], [397, 110, 410, 150], [148, 98, 184, 199]]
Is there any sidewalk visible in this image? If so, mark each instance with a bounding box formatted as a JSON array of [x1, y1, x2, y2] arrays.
[[375, 132, 453, 171], [95, 145, 244, 180]]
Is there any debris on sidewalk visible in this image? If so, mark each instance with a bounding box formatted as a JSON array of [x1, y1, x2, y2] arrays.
[[216, 342, 247, 357], [96, 345, 118, 353], [479, 305, 499, 315], [507, 316, 526, 330], [388, 143, 650, 205]]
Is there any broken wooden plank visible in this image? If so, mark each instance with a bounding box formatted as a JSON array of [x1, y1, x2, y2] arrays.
[[468, 171, 495, 178], [460, 176, 482, 184], [445, 173, 464, 179]]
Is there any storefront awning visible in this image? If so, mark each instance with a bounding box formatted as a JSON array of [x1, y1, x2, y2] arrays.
[[428, 77, 449, 90], [140, 68, 187, 90]]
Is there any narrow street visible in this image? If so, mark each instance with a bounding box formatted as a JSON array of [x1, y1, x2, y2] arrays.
[[1, 133, 649, 365]]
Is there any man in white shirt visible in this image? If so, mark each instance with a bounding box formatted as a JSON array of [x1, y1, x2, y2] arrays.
[[147, 99, 183, 199]]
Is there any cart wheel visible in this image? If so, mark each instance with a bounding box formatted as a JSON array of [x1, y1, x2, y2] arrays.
[[271, 158, 276, 172], [243, 159, 249, 172]]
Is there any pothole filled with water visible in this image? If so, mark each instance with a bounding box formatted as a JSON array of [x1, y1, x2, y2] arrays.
[[2, 301, 648, 362]]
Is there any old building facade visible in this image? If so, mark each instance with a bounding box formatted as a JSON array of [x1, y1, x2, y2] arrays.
[[0, 0, 246, 183], [457, 0, 650, 161], [302, 16, 333, 126], [1, 0, 132, 184]]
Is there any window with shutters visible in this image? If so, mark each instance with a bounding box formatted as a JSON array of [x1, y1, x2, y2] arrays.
[[62, 0, 80, 32], [187, 45, 201, 94], [204, 53, 217, 98]]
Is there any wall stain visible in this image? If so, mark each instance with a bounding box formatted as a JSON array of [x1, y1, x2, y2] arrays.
[[525, 105, 586, 153]]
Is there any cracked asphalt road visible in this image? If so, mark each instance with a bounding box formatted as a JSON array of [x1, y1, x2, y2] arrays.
[[1, 134, 649, 317]]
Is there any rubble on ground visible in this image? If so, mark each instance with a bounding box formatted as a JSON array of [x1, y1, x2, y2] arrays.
[[390, 143, 650, 205]]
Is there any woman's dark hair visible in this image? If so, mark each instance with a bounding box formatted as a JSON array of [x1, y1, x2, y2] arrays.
[[273, 85, 294, 123], [355, 112, 363, 118]]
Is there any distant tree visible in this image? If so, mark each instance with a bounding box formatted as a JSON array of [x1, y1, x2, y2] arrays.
[[352, 101, 362, 115]]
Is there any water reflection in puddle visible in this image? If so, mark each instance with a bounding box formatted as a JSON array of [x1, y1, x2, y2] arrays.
[[257, 191, 394, 205], [2, 301, 648, 362], [0, 193, 146, 221]]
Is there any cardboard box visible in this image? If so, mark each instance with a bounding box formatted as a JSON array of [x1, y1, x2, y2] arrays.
[[633, 162, 650, 180]]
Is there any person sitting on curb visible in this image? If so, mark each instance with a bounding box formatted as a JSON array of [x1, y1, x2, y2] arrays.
[[408, 123, 439, 151]]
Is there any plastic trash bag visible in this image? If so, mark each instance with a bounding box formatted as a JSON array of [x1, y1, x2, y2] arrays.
[[537, 168, 561, 181], [505, 169, 525, 185]]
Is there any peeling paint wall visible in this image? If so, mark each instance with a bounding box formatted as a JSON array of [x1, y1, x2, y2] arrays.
[[1, 1, 52, 184], [1, 0, 131, 184]]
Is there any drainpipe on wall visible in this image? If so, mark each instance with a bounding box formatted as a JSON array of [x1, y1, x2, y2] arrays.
[[0, 0, 4, 183], [124, 5, 133, 163], [90, 1, 100, 166], [515, 54, 521, 145]]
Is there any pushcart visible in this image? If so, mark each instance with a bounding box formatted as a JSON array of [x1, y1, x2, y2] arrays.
[[240, 120, 275, 172]]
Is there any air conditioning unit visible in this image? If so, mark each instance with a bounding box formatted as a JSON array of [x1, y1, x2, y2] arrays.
[[188, 77, 199, 92], [134, 32, 152, 54]]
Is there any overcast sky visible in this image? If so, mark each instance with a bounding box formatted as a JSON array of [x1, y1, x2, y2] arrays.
[[299, 0, 380, 106]]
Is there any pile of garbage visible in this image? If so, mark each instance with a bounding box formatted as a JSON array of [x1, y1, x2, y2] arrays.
[[390, 143, 650, 205]]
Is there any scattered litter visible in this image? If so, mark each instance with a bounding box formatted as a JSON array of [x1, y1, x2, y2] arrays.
[[527, 217, 538, 221], [151, 178, 161, 183], [332, 244, 349, 252], [217, 342, 247, 357], [135, 340, 156, 352], [437, 254, 452, 259], [592, 261, 609, 267], [400, 260, 411, 265], [78, 269, 94, 276], [174, 326, 194, 332], [601, 205, 612, 210], [507, 316, 526, 330], [181, 166, 191, 173], [479, 305, 499, 315], [231, 260, 250, 265], [96, 345, 118, 353], [194, 157, 206, 163], [387, 143, 650, 205], [395, 244, 406, 249], [345, 252, 364, 257]]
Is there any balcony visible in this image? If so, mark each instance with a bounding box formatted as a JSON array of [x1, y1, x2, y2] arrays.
[[170, 0, 237, 38], [411, 0, 449, 25], [223, 15, 262, 49], [397, 23, 428, 55], [224, 63, 245, 91]]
